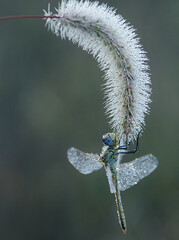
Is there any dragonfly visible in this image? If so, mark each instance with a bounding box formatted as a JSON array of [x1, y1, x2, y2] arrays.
[[67, 132, 158, 234]]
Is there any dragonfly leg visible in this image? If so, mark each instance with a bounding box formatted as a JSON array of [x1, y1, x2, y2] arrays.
[[117, 131, 140, 154], [116, 143, 130, 150]]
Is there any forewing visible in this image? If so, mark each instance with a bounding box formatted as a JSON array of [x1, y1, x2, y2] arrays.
[[117, 154, 158, 191], [67, 147, 103, 174]]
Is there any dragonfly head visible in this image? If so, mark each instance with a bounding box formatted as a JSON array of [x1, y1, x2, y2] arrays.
[[102, 133, 117, 147]]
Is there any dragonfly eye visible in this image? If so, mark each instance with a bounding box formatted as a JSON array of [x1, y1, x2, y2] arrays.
[[102, 133, 114, 147]]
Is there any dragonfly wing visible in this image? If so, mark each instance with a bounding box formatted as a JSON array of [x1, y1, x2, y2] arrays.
[[117, 154, 158, 191], [67, 147, 103, 174]]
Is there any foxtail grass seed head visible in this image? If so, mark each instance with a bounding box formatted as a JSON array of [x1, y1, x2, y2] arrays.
[[44, 0, 151, 143]]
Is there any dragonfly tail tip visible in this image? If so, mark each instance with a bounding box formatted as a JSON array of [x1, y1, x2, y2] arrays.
[[122, 227, 127, 234]]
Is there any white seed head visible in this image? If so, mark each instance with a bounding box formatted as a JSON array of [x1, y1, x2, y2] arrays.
[[44, 0, 151, 143]]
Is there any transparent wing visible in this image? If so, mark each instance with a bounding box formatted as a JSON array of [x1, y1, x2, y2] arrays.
[[67, 147, 103, 174], [117, 154, 158, 191]]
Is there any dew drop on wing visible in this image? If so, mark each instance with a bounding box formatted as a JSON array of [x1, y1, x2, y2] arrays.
[[117, 154, 158, 191], [67, 147, 103, 174]]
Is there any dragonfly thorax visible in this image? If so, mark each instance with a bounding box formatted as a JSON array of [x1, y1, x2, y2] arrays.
[[101, 148, 119, 167], [102, 133, 120, 167]]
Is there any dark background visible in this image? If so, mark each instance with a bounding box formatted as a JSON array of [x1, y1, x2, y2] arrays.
[[0, 0, 178, 239]]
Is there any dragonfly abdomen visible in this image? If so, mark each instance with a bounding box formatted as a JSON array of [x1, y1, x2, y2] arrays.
[[115, 191, 127, 234]]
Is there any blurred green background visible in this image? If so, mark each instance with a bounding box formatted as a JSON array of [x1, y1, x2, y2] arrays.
[[0, 0, 178, 239]]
